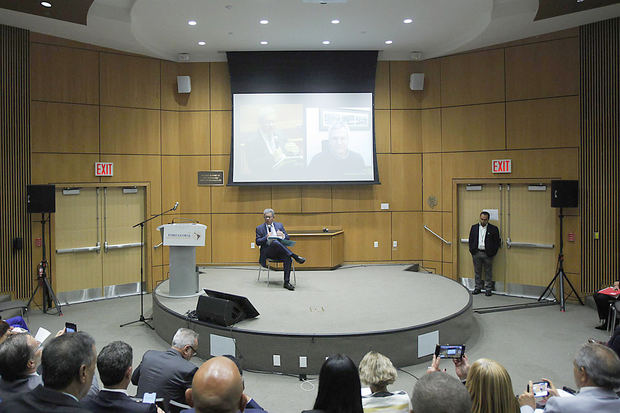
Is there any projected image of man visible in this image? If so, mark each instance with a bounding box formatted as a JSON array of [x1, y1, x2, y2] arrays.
[[309, 122, 365, 179], [241, 108, 286, 176]]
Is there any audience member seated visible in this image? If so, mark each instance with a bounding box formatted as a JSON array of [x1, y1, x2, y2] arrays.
[[465, 358, 519, 413], [184, 356, 246, 413], [0, 333, 42, 399], [519, 342, 620, 413], [411, 371, 472, 413], [302, 354, 364, 413], [81, 340, 163, 413], [607, 325, 620, 358], [593, 280, 620, 330], [0, 321, 10, 345], [357, 351, 411, 412], [223, 355, 267, 412], [132, 328, 199, 407], [0, 331, 96, 412]]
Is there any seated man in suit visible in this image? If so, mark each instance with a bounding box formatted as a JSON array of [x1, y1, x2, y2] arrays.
[[132, 328, 199, 407], [519, 342, 620, 413], [256, 208, 305, 291], [82, 341, 163, 413], [0, 333, 43, 399], [411, 371, 471, 413], [0, 331, 96, 412]]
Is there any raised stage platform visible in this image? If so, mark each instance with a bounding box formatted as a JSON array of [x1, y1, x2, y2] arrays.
[[153, 264, 474, 374]]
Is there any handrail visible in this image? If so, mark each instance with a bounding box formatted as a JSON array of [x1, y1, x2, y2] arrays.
[[423, 225, 452, 245], [506, 238, 554, 249], [105, 242, 142, 252]]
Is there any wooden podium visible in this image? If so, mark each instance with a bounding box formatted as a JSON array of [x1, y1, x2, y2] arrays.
[[287, 227, 344, 270]]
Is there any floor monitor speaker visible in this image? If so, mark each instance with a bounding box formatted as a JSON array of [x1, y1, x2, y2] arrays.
[[551, 180, 578, 208], [27, 184, 56, 213], [196, 289, 259, 327]]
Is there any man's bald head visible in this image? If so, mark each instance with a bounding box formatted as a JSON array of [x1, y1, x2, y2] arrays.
[[186, 356, 245, 413]]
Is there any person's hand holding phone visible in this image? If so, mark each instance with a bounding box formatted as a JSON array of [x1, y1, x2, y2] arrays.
[[518, 381, 536, 409], [542, 378, 559, 398], [427, 354, 444, 374], [453, 354, 470, 381]]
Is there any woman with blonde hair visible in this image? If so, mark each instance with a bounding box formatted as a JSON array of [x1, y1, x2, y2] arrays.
[[358, 351, 411, 413], [465, 358, 519, 413]]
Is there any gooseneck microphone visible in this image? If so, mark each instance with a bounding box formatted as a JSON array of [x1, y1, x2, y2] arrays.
[[173, 201, 179, 211]]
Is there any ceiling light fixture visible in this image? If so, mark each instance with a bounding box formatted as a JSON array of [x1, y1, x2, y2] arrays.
[[322, 40, 331, 45], [40, 1, 52, 7], [260, 19, 269, 24], [331, 19, 340, 24], [198, 41, 206, 46], [260, 41, 268, 45], [188, 20, 197, 26], [385, 40, 393, 45], [403, 18, 413, 24]]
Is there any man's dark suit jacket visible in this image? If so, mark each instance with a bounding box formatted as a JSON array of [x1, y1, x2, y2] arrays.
[[0, 374, 42, 400], [0, 384, 90, 413], [131, 348, 197, 405], [468, 223, 500, 257], [255, 222, 290, 267], [81, 389, 157, 412]]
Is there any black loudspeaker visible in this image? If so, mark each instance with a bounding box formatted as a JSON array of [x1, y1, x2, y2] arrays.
[[27, 185, 56, 213], [196, 289, 259, 327], [551, 180, 578, 208]]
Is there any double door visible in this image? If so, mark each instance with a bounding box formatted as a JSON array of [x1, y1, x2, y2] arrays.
[[458, 183, 557, 292], [53, 186, 145, 299]]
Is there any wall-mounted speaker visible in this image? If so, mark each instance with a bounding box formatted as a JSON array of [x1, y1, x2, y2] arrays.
[[409, 73, 424, 91], [177, 75, 191, 93], [196, 289, 259, 327], [27, 184, 55, 213], [551, 180, 578, 208]]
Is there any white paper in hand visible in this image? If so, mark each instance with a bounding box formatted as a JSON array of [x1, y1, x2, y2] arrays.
[[142, 392, 157, 404], [34, 327, 51, 344]]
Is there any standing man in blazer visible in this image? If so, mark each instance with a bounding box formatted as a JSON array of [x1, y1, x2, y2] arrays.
[[256, 208, 305, 291], [468, 210, 501, 296]]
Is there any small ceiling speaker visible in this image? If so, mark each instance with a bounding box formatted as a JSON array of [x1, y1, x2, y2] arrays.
[[410, 73, 424, 91], [177, 76, 191, 94]]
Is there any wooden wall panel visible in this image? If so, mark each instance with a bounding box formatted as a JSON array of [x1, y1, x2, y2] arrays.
[[390, 60, 440, 109], [161, 111, 211, 155], [423, 153, 442, 211], [391, 212, 423, 261], [161, 156, 211, 214], [332, 212, 391, 261], [442, 212, 453, 263], [441, 103, 505, 152], [374, 110, 391, 153], [211, 110, 232, 155], [375, 61, 390, 110], [31, 101, 99, 153], [210, 62, 231, 110], [30, 43, 99, 104], [386, 154, 422, 211], [279, 213, 331, 228], [301, 186, 332, 213], [100, 53, 160, 109], [31, 153, 100, 184], [391, 110, 422, 153], [272, 187, 302, 213], [506, 96, 579, 149], [100, 107, 160, 154], [421, 109, 441, 153], [161, 62, 210, 111], [441, 49, 505, 106], [211, 214, 261, 263], [506, 37, 579, 101], [210, 156, 270, 213]]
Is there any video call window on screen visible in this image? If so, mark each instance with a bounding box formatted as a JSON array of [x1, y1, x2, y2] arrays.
[[231, 92, 376, 184]]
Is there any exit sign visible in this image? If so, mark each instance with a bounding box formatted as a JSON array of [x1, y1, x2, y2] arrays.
[[492, 159, 511, 174], [95, 162, 113, 176]]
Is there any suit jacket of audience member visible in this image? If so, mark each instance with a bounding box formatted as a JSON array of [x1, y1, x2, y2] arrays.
[[608, 325, 620, 358], [0, 384, 91, 413], [81, 389, 157, 413], [131, 348, 197, 404], [0, 373, 42, 400], [468, 223, 500, 257], [255, 222, 289, 268], [541, 387, 620, 413]]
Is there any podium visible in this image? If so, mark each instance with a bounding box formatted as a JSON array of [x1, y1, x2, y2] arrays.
[[157, 223, 207, 297]]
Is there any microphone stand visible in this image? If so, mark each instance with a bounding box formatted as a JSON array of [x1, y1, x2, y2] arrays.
[[120, 203, 178, 329]]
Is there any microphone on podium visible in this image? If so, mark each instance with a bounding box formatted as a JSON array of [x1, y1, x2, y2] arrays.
[[173, 201, 179, 211]]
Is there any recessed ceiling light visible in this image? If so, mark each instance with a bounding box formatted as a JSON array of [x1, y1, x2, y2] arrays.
[[259, 19, 269, 24], [322, 40, 331, 45], [40, 1, 52, 7], [403, 18, 413, 24], [198, 41, 206, 46], [188, 20, 197, 26], [260, 41, 268, 45], [385, 40, 393, 45], [331, 19, 340, 24]]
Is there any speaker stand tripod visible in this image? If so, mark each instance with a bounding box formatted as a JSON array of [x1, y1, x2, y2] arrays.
[[538, 208, 584, 311], [26, 213, 63, 315]]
